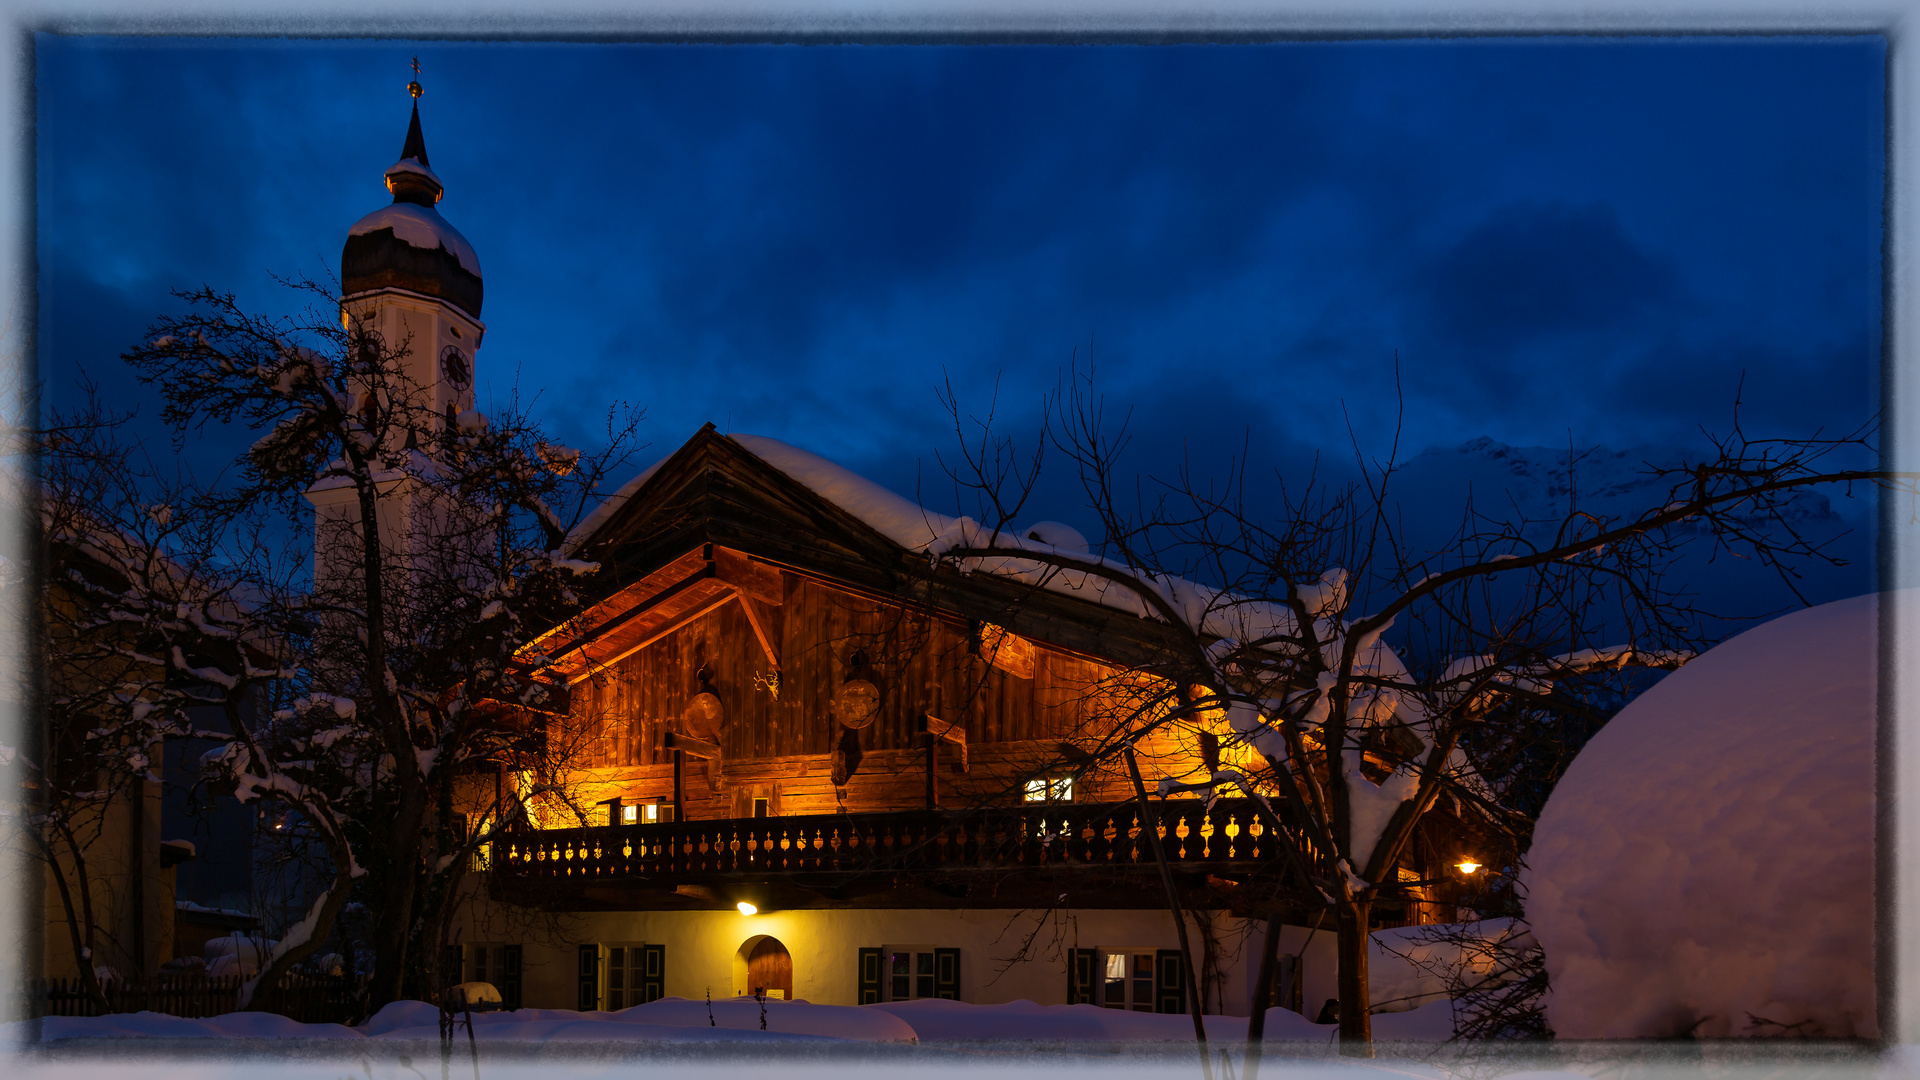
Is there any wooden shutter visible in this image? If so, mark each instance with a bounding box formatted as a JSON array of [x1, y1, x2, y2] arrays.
[[607, 946, 627, 1010], [1066, 948, 1098, 1005], [857, 947, 883, 1004], [1154, 949, 1184, 1015], [578, 944, 600, 1011], [933, 948, 960, 1000], [640, 943, 666, 1003], [502, 945, 523, 1010]]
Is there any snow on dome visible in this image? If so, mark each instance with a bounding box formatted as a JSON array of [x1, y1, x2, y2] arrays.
[[347, 203, 482, 278], [1524, 592, 1880, 1039], [1022, 520, 1090, 553]]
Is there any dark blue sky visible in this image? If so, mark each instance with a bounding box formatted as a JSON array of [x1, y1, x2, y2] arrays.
[[36, 37, 1885, 575]]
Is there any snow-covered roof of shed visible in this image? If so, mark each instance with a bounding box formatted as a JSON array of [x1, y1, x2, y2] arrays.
[[347, 203, 481, 278]]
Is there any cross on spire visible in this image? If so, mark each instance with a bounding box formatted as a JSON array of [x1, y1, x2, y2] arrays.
[[408, 56, 423, 99]]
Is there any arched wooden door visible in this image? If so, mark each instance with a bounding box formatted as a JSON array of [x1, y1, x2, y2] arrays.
[[747, 937, 793, 1000]]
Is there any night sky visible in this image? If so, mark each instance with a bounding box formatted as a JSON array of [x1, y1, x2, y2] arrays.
[[34, 37, 1886, 600]]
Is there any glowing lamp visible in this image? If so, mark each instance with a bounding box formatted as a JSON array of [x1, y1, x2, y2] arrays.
[[736, 901, 758, 916], [1455, 860, 1482, 875]]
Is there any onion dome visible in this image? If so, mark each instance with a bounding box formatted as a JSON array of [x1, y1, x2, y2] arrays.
[[341, 89, 484, 319]]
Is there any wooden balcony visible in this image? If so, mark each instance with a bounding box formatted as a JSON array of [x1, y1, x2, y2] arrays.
[[491, 799, 1310, 890]]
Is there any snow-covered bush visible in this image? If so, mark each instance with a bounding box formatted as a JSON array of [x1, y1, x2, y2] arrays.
[[1525, 593, 1879, 1038]]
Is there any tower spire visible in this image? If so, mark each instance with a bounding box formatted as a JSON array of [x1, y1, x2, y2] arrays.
[[401, 57, 430, 167]]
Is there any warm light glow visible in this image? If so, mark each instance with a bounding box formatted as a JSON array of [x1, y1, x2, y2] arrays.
[[1456, 860, 1482, 875], [621, 804, 638, 824], [736, 901, 758, 916]]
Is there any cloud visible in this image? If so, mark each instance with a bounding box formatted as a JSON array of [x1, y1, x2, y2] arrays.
[[1408, 201, 1686, 355]]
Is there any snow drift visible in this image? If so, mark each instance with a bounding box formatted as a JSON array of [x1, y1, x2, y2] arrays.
[[1524, 593, 1879, 1038]]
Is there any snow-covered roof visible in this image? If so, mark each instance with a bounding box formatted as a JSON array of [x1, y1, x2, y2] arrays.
[[560, 452, 672, 555], [347, 203, 481, 278], [384, 157, 445, 191], [565, 432, 1300, 645]]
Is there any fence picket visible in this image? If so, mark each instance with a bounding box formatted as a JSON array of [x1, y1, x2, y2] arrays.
[[29, 971, 362, 1025]]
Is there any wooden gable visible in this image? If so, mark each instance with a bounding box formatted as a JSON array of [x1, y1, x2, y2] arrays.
[[527, 426, 1216, 819], [566, 425, 1193, 671]]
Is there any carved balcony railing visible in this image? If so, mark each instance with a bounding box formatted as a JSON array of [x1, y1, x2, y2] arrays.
[[490, 799, 1320, 886]]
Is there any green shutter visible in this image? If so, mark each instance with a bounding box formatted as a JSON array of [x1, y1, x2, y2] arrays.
[[502, 945, 523, 1010], [1154, 949, 1185, 1015], [857, 947, 883, 1004], [1067, 948, 1098, 1005], [578, 944, 600, 1011], [933, 948, 960, 1001], [640, 943, 666, 1003]]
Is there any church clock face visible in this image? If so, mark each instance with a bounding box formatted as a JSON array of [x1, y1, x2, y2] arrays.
[[440, 346, 472, 392]]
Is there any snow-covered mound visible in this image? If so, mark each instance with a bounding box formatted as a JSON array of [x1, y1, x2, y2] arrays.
[[9, 996, 1461, 1046], [25, 1010, 363, 1040], [1524, 593, 1879, 1038], [867, 997, 1451, 1042], [362, 996, 913, 1042]]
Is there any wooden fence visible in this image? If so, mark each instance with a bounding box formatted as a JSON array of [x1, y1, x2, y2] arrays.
[[29, 972, 362, 1025]]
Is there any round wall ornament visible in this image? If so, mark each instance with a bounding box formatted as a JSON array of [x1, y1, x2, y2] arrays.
[[832, 679, 880, 729], [683, 691, 723, 740]]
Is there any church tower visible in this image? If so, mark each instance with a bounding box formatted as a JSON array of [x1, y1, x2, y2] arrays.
[[338, 64, 484, 424], [308, 66, 489, 594]]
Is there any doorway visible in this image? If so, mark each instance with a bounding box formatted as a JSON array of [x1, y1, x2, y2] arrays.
[[746, 936, 793, 1000]]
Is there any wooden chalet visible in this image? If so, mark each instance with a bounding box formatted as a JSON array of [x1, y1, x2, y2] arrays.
[[454, 426, 1485, 1015]]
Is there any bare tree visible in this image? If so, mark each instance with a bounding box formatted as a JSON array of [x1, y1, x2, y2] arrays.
[[927, 368, 1902, 1054], [25, 279, 654, 1015]]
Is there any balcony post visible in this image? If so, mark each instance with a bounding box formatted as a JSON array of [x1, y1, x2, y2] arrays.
[[925, 733, 938, 809], [673, 749, 685, 821]]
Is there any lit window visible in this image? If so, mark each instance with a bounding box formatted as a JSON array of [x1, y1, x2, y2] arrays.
[[621, 804, 639, 825], [1024, 777, 1074, 803], [1101, 951, 1155, 1011], [642, 804, 659, 824]]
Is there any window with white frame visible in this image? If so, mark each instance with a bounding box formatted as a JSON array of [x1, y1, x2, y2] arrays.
[[1101, 951, 1156, 1011], [886, 945, 936, 1000]]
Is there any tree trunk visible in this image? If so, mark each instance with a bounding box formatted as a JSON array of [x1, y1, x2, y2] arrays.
[[367, 782, 428, 1009], [1243, 913, 1283, 1080], [1336, 898, 1373, 1056], [38, 829, 110, 1013]]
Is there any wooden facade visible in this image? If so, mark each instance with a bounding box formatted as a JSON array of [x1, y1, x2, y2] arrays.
[[479, 426, 1476, 923], [551, 563, 1197, 820]]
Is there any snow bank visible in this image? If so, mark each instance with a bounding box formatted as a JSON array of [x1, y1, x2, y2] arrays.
[[866, 997, 1453, 1044], [365, 996, 912, 1042], [603, 997, 915, 1041], [27, 1011, 362, 1040], [10, 996, 1459, 1046], [1524, 593, 1879, 1038], [867, 998, 1351, 1042]]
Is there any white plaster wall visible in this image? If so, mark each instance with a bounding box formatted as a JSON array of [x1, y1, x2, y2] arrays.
[[479, 907, 1287, 1014]]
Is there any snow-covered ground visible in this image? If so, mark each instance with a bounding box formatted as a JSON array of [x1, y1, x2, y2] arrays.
[[5, 994, 1453, 1046]]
